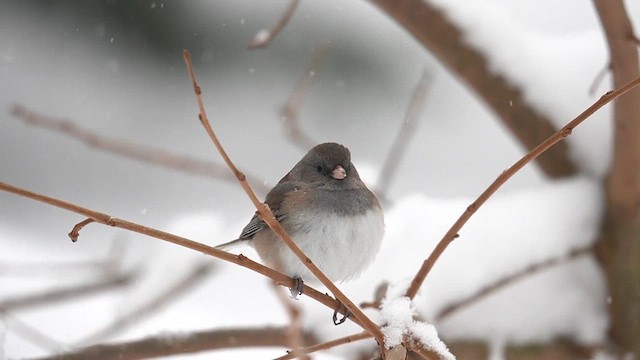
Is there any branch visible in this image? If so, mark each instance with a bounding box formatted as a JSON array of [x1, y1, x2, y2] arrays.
[[404, 75, 640, 299], [275, 332, 373, 360], [435, 246, 592, 321], [280, 46, 327, 150], [593, 1, 640, 210], [271, 282, 310, 360], [593, 0, 640, 355], [370, 0, 578, 178], [183, 50, 385, 344], [1, 310, 64, 352], [9, 105, 269, 195], [0, 181, 357, 329], [375, 70, 431, 201], [78, 263, 213, 345], [28, 326, 317, 360], [248, 0, 300, 49], [0, 271, 134, 311]]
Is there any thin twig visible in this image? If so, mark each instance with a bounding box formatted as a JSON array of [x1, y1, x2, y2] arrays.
[[588, 62, 611, 96], [68, 218, 95, 241], [9, 105, 269, 195], [0, 180, 361, 330], [248, 0, 300, 49], [0, 238, 124, 277], [280, 46, 328, 150], [271, 282, 310, 360], [77, 263, 213, 345], [404, 75, 640, 299], [1, 310, 64, 352], [0, 260, 109, 277], [360, 281, 389, 309], [275, 331, 372, 360], [435, 246, 592, 321], [0, 271, 135, 311], [183, 50, 385, 343], [375, 69, 431, 202]]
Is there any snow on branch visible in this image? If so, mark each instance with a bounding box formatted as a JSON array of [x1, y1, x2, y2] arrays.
[[371, 0, 578, 178]]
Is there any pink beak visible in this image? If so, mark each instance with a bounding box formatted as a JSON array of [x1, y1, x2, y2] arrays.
[[331, 165, 347, 180]]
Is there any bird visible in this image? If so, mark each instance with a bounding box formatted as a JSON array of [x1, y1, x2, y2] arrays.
[[216, 142, 384, 297]]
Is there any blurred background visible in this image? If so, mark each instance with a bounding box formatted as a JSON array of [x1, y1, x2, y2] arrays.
[[1, 1, 639, 359]]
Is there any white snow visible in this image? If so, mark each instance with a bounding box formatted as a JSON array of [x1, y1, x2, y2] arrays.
[[379, 295, 454, 359], [0, 0, 632, 358], [429, 0, 612, 177], [251, 29, 271, 44]]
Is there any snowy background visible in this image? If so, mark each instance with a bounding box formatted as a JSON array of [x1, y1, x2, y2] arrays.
[[1, 0, 639, 359]]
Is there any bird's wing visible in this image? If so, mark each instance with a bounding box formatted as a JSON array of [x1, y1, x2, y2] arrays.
[[238, 181, 300, 240]]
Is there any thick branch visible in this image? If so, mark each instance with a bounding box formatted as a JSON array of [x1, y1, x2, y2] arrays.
[[593, 0, 640, 356], [370, 0, 578, 178], [29, 327, 317, 360]]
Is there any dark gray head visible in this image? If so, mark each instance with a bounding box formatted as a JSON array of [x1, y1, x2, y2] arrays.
[[288, 142, 364, 189]]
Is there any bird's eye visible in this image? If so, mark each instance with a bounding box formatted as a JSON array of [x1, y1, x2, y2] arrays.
[[316, 165, 323, 173]]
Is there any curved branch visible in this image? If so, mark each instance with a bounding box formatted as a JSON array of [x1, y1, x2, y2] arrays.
[[405, 75, 640, 299], [370, 0, 578, 178], [248, 0, 300, 49]]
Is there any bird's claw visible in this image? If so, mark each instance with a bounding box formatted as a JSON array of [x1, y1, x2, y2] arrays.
[[333, 302, 351, 325], [289, 276, 304, 299]]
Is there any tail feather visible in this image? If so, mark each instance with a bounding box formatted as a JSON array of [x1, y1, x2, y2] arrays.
[[215, 238, 249, 251]]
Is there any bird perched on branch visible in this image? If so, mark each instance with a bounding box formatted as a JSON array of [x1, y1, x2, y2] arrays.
[[216, 142, 384, 301]]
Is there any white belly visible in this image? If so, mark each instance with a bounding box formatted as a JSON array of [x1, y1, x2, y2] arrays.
[[253, 208, 384, 283]]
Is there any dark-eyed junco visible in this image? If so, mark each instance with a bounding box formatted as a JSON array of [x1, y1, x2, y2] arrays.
[[217, 142, 384, 291]]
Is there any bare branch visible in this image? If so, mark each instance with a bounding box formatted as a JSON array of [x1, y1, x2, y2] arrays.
[[593, 0, 640, 355], [1, 310, 64, 352], [271, 283, 310, 360], [588, 61, 611, 96], [183, 50, 385, 343], [9, 105, 269, 195], [0, 180, 355, 330], [370, 0, 578, 178], [375, 70, 431, 201], [68, 218, 95, 242], [248, 0, 300, 49], [404, 75, 640, 299], [435, 246, 592, 321], [78, 263, 213, 345], [280, 46, 328, 150], [275, 332, 372, 360], [28, 326, 317, 360], [0, 271, 135, 311]]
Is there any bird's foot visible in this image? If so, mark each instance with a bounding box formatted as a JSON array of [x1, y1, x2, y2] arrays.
[[332, 302, 351, 325], [289, 276, 304, 299]]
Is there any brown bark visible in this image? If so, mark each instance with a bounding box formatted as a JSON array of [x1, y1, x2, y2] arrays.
[[370, 0, 578, 178], [29, 327, 318, 360], [593, 0, 640, 356]]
